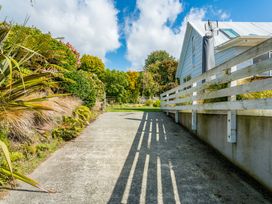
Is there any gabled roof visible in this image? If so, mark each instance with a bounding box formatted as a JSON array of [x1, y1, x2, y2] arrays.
[[190, 21, 272, 47], [176, 21, 272, 78]]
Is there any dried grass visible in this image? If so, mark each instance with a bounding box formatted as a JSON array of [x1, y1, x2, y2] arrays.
[[0, 92, 82, 142]]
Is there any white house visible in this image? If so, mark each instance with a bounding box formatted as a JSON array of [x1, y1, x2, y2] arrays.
[[176, 21, 272, 83]]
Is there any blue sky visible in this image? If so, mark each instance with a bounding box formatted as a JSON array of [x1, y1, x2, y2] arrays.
[[1, 0, 272, 71], [106, 0, 272, 70]]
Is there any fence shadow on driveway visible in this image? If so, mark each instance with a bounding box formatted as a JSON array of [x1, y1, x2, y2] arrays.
[[107, 112, 271, 204]]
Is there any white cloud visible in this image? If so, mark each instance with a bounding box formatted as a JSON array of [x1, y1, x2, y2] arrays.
[[125, 0, 206, 69], [0, 0, 120, 60], [217, 10, 230, 21], [209, 7, 231, 21]]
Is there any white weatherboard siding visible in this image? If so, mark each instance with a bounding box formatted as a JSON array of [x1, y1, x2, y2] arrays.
[[215, 47, 249, 66], [179, 26, 203, 82], [215, 46, 253, 71]]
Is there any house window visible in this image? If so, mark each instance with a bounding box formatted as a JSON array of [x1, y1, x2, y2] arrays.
[[183, 75, 192, 90], [253, 51, 272, 76], [192, 37, 196, 68], [183, 75, 192, 83], [220, 28, 239, 39]]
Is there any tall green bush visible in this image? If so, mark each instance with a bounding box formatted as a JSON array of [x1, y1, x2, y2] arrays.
[[80, 55, 105, 79], [62, 70, 97, 107]]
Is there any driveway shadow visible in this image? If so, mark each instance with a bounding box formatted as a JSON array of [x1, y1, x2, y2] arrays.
[[107, 112, 272, 204]]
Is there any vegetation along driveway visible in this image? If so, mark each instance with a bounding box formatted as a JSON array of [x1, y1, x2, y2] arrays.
[[1, 112, 271, 204]]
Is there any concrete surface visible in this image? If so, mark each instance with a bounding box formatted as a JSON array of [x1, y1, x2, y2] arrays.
[[0, 112, 271, 204], [176, 111, 272, 191]]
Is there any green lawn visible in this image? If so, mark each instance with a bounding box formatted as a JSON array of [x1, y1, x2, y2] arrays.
[[106, 104, 161, 112]]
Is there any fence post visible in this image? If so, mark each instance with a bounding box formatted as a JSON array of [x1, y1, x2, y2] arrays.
[[192, 82, 197, 132], [175, 90, 179, 123], [166, 93, 169, 116], [227, 66, 237, 143]]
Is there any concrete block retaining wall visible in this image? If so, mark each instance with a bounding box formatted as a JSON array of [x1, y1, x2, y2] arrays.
[[168, 111, 272, 191]]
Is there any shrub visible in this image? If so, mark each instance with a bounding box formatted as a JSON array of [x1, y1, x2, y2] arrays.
[[10, 152, 24, 162], [24, 145, 37, 156], [52, 116, 83, 141], [5, 25, 79, 71], [52, 106, 92, 141], [52, 127, 80, 141], [145, 99, 154, 107], [36, 143, 50, 152], [62, 70, 97, 107], [73, 105, 92, 124], [153, 100, 161, 107]]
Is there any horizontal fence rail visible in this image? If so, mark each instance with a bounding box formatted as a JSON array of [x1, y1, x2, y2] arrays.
[[161, 38, 272, 111]]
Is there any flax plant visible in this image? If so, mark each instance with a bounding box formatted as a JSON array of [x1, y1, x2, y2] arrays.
[[0, 23, 54, 192]]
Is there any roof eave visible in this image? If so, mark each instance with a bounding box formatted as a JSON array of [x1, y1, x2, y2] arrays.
[[215, 36, 271, 51]]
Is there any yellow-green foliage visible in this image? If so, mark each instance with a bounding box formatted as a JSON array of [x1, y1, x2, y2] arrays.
[[238, 90, 272, 100], [10, 152, 24, 162], [203, 83, 228, 103], [144, 99, 161, 107], [237, 77, 272, 100], [24, 145, 37, 156], [73, 105, 92, 124], [203, 78, 272, 102], [145, 99, 154, 106], [0, 129, 10, 148], [52, 106, 92, 141], [80, 55, 105, 79], [153, 100, 161, 107]]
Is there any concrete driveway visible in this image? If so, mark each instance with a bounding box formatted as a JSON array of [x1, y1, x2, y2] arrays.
[[0, 112, 271, 204]]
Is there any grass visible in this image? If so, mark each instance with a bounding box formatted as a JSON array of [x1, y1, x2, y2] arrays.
[[106, 104, 161, 112], [13, 139, 64, 174], [0, 108, 100, 192]]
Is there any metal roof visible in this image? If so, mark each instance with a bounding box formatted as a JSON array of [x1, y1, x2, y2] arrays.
[[190, 21, 272, 47]]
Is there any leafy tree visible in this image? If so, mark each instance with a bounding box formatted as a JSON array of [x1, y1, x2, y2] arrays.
[[144, 50, 174, 70], [143, 50, 178, 96], [155, 59, 179, 93], [103, 69, 129, 103], [127, 71, 141, 103], [80, 55, 105, 79], [142, 71, 159, 98]]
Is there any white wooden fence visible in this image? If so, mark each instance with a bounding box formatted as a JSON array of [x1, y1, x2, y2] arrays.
[[160, 37, 272, 143]]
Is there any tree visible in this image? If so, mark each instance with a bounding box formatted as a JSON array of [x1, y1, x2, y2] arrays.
[[103, 69, 129, 103], [143, 50, 178, 96], [144, 50, 174, 70], [80, 55, 105, 79], [142, 72, 159, 98], [156, 59, 179, 92], [127, 71, 141, 103]]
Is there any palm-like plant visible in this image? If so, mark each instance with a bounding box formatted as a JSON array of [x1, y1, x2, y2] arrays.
[[0, 23, 55, 192]]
